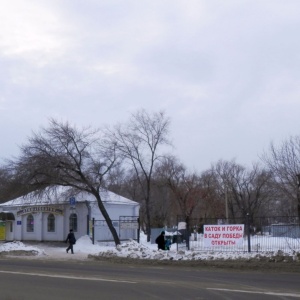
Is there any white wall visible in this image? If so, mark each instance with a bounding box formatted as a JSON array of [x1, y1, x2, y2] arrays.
[[0, 200, 139, 242]]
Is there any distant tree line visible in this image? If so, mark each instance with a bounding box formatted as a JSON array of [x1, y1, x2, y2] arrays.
[[0, 109, 300, 246]]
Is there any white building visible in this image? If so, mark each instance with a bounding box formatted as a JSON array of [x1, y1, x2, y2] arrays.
[[0, 189, 140, 242]]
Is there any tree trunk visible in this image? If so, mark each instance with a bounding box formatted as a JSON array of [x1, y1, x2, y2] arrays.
[[145, 197, 151, 242], [297, 191, 300, 220], [95, 193, 121, 246]]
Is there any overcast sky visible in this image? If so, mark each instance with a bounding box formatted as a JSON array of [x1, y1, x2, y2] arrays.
[[1, 0, 300, 171]]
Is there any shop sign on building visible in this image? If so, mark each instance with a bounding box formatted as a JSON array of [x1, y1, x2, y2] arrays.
[[17, 206, 64, 216]]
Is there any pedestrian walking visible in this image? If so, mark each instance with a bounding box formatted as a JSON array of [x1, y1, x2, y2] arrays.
[[66, 229, 76, 254]]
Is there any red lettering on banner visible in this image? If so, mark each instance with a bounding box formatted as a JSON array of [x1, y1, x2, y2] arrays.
[[208, 234, 221, 239], [206, 226, 221, 231], [211, 240, 236, 246], [226, 226, 243, 231], [222, 233, 243, 239]]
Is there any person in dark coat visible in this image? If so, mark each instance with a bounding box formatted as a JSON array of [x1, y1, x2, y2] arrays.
[[155, 231, 165, 250], [66, 229, 76, 254]]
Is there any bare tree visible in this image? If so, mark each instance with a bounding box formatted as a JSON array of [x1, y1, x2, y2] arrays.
[[149, 182, 172, 227], [111, 110, 171, 241], [209, 160, 272, 220], [156, 156, 203, 223], [12, 119, 121, 245], [107, 169, 149, 232], [261, 136, 300, 218], [198, 170, 225, 218], [155, 156, 205, 249], [0, 164, 38, 202]]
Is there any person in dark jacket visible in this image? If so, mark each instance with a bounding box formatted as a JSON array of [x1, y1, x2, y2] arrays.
[[155, 231, 165, 250], [66, 229, 76, 254]]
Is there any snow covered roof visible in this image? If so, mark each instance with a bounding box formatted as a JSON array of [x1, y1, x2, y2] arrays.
[[0, 189, 139, 208], [76, 190, 139, 206]]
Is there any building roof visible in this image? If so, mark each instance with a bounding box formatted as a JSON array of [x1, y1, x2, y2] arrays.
[[0, 189, 139, 208]]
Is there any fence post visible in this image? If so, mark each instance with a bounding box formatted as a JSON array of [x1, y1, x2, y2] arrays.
[[186, 216, 190, 251], [137, 217, 140, 243], [92, 218, 95, 245], [246, 213, 251, 253]]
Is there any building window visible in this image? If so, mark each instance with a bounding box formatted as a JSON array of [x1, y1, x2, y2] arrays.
[[69, 213, 77, 232], [47, 214, 55, 232], [27, 214, 34, 232]]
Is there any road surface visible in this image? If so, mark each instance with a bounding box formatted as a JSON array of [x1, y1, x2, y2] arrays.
[[0, 258, 299, 299]]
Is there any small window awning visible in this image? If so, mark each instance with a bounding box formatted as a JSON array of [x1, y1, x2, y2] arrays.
[[0, 212, 15, 221]]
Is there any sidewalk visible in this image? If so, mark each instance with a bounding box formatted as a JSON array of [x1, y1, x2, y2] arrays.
[[23, 241, 92, 260]]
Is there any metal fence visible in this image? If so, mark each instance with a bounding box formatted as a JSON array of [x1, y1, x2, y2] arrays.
[[171, 215, 300, 253], [90, 216, 140, 243]]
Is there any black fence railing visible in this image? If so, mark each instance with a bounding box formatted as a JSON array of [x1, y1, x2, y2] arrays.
[[172, 215, 300, 253], [90, 216, 140, 243]]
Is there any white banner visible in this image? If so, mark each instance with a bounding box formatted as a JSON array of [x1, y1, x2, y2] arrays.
[[203, 224, 244, 247]]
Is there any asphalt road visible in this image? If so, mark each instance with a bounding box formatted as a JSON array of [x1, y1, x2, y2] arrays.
[[0, 258, 299, 300]]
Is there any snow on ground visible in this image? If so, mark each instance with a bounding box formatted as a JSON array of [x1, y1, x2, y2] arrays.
[[0, 233, 299, 261]]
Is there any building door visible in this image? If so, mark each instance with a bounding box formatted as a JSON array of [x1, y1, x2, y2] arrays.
[[5, 221, 14, 241]]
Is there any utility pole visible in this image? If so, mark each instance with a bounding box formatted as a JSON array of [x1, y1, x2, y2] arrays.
[[225, 189, 229, 223], [296, 174, 300, 220]]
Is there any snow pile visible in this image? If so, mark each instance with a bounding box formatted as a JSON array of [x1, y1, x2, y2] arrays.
[[94, 239, 275, 261], [92, 233, 300, 261], [0, 233, 299, 261], [0, 241, 43, 256]]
